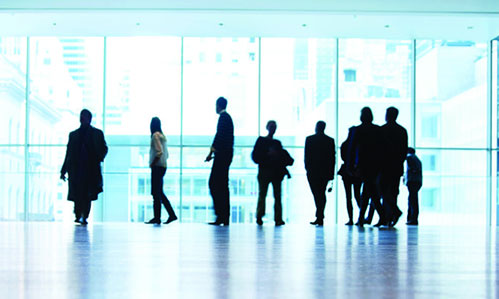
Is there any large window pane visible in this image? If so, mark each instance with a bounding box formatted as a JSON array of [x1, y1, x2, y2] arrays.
[[29, 37, 104, 145], [105, 37, 181, 146], [416, 40, 487, 148], [183, 38, 259, 146], [338, 39, 412, 144], [417, 149, 487, 225], [28, 146, 72, 221], [282, 148, 317, 223], [261, 38, 337, 147], [0, 37, 27, 145], [0, 146, 25, 220]]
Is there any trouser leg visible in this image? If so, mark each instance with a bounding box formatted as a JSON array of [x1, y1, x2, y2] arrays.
[[272, 178, 283, 222], [408, 182, 421, 222], [162, 193, 176, 218], [308, 174, 328, 221], [353, 180, 362, 209], [343, 178, 353, 221], [366, 199, 375, 222], [383, 175, 402, 222], [210, 155, 231, 222], [151, 166, 165, 220], [219, 158, 231, 222], [82, 200, 91, 219], [358, 180, 374, 224], [209, 161, 220, 220], [256, 172, 270, 219]]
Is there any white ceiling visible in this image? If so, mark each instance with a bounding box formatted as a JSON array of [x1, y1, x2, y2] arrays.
[[1, 0, 499, 40]]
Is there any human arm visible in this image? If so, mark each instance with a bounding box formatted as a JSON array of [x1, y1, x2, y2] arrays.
[[95, 129, 108, 162], [330, 138, 336, 180], [60, 134, 71, 181], [304, 137, 311, 172]]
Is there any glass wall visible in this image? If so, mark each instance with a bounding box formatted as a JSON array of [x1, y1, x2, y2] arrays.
[[416, 40, 489, 225], [0, 37, 27, 220], [0, 36, 495, 225]]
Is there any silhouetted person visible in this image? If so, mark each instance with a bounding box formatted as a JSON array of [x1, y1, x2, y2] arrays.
[[305, 121, 335, 226], [380, 107, 408, 227], [60, 109, 108, 225], [252, 120, 291, 226], [351, 107, 386, 227], [405, 147, 422, 225], [205, 97, 234, 226], [338, 126, 362, 225], [145, 117, 177, 225]]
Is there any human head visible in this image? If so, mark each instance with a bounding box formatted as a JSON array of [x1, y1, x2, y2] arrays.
[[80, 109, 92, 126], [216, 97, 228, 114], [386, 107, 399, 123], [266, 120, 277, 137], [150, 117, 162, 135], [315, 121, 326, 134], [360, 107, 373, 124], [408, 147, 416, 155]]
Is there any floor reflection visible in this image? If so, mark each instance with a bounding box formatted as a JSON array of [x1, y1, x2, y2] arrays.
[[0, 223, 497, 298]]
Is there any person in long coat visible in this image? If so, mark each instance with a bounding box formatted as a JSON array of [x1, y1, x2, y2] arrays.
[[61, 109, 108, 225]]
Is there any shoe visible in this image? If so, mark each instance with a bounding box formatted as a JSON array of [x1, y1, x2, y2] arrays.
[[164, 216, 178, 224], [256, 218, 263, 226], [74, 217, 81, 224], [374, 221, 387, 227], [145, 218, 161, 224], [275, 221, 285, 226], [406, 221, 418, 225], [345, 220, 354, 226], [364, 218, 372, 225], [391, 210, 402, 227], [209, 219, 229, 226], [356, 218, 364, 227], [80, 219, 88, 225], [310, 220, 324, 226]]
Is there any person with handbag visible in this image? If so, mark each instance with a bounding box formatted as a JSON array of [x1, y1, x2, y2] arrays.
[[338, 126, 362, 225], [305, 121, 336, 226], [252, 120, 293, 226]]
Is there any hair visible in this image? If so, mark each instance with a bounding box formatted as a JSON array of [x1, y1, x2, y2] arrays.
[[316, 121, 326, 133], [150, 117, 163, 136], [216, 97, 228, 110], [408, 147, 416, 154], [266, 120, 277, 128], [360, 107, 373, 123], [80, 109, 92, 124], [386, 107, 399, 122]]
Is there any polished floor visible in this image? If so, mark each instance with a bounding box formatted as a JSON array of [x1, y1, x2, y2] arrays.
[[0, 222, 497, 299]]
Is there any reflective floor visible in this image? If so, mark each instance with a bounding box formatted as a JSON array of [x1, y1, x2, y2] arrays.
[[0, 222, 497, 298]]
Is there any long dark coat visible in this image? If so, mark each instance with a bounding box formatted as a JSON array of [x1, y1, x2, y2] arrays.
[[61, 125, 108, 201]]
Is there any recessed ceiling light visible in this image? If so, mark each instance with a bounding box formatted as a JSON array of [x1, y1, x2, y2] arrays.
[[136, 22, 141, 26], [302, 24, 307, 27], [52, 22, 57, 26], [384, 24, 390, 28], [219, 23, 224, 26], [467, 26, 474, 30]]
